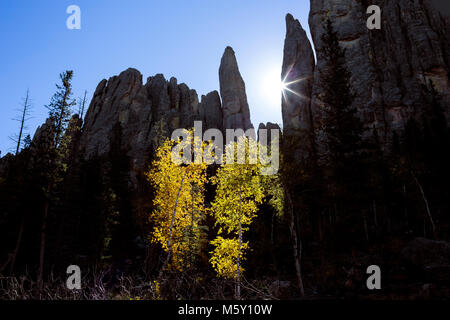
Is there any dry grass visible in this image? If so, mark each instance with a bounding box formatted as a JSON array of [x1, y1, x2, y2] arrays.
[[0, 269, 290, 300]]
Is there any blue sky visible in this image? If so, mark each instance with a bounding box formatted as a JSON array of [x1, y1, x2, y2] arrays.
[[0, 0, 312, 155]]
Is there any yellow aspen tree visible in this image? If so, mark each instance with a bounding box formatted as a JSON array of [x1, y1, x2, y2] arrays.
[[209, 136, 264, 299], [146, 132, 207, 273]]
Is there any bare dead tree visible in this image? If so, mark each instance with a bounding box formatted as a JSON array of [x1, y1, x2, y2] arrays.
[[2, 90, 33, 274], [10, 89, 32, 155], [78, 90, 87, 119]]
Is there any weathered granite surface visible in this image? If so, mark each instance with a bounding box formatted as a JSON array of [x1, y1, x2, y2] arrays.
[[282, 1, 449, 156]]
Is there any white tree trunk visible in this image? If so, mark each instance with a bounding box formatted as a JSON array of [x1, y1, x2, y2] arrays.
[[159, 170, 186, 279], [412, 171, 437, 239], [236, 186, 242, 300]]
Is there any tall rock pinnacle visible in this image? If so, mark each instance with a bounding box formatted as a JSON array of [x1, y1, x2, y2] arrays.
[[281, 14, 316, 152], [282, 3, 449, 158], [219, 46, 253, 130]]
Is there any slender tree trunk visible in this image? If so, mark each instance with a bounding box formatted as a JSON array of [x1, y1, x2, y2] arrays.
[[385, 205, 391, 233], [38, 198, 50, 290], [363, 212, 369, 242], [54, 90, 69, 148], [270, 211, 280, 279], [189, 193, 195, 269], [286, 190, 305, 297], [53, 208, 66, 267], [403, 184, 408, 228], [318, 215, 323, 242], [159, 171, 186, 279], [15, 89, 30, 155], [412, 171, 437, 239], [270, 212, 275, 246], [334, 203, 338, 223], [9, 216, 25, 274], [423, 218, 427, 238], [79, 90, 87, 119], [373, 200, 378, 229], [236, 186, 242, 300]]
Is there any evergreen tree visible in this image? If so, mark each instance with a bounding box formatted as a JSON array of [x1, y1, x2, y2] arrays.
[[105, 122, 135, 266], [22, 135, 32, 149], [37, 70, 76, 288], [319, 19, 363, 164], [45, 71, 76, 148], [318, 19, 369, 246]]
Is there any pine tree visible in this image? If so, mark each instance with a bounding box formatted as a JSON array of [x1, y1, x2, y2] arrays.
[[319, 18, 363, 164], [37, 71, 76, 289], [45, 71, 76, 148], [23, 135, 32, 149], [318, 19, 369, 246]]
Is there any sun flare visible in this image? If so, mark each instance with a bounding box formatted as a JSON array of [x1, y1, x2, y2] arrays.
[[261, 68, 284, 107]]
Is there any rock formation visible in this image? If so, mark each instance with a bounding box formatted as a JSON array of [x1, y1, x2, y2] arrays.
[[281, 14, 315, 136], [198, 91, 223, 132], [80, 68, 155, 170], [282, 1, 450, 156], [0, 153, 14, 176], [80, 67, 206, 171], [281, 14, 316, 158], [219, 47, 253, 131], [78, 46, 254, 176], [258, 122, 281, 146]]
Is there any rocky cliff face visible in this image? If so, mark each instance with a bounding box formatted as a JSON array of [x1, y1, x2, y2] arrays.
[[283, 0, 450, 155], [78, 46, 253, 175]]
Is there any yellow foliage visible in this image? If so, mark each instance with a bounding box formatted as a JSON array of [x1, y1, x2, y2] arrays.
[[152, 280, 161, 300], [209, 136, 264, 279], [146, 132, 208, 271], [261, 173, 284, 218], [209, 237, 248, 278]]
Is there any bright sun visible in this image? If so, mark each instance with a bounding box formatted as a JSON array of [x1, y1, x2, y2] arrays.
[[261, 68, 285, 107]]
